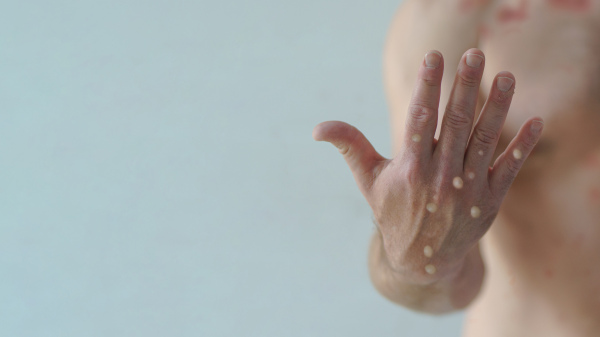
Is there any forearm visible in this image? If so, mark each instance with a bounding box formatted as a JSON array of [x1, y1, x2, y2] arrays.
[[368, 228, 485, 314]]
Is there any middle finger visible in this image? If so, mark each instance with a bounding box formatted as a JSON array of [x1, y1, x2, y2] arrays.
[[435, 48, 485, 166]]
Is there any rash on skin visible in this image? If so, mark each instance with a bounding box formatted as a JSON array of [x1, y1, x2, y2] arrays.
[[497, 0, 529, 23], [547, 0, 591, 12]]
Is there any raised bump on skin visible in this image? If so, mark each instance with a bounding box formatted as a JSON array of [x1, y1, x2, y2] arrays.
[[478, 150, 484, 156], [412, 134, 422, 143], [453, 177, 464, 189], [426, 203, 438, 213], [425, 264, 437, 274], [424, 245, 434, 258], [467, 172, 475, 180], [513, 148, 523, 160], [471, 206, 481, 218]]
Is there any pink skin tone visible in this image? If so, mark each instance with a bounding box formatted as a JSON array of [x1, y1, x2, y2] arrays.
[[583, 154, 600, 203], [583, 153, 600, 168], [478, 24, 491, 39], [493, 0, 591, 26], [589, 188, 600, 202], [312, 49, 544, 284], [497, 0, 529, 23], [548, 0, 591, 11], [460, 0, 491, 12]]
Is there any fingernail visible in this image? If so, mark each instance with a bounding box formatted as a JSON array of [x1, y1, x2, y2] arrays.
[[425, 51, 441, 68], [531, 120, 544, 133], [497, 77, 514, 92], [466, 54, 483, 68]]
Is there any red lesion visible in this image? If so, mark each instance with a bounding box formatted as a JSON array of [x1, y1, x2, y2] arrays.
[[547, 0, 591, 12], [544, 269, 555, 279], [497, 0, 529, 23]]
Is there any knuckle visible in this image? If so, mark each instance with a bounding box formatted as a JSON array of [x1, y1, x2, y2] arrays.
[[494, 172, 516, 199], [491, 91, 512, 107], [444, 105, 471, 130], [473, 125, 498, 145], [338, 145, 350, 156], [421, 74, 439, 88], [458, 70, 480, 88], [522, 133, 538, 149], [408, 104, 435, 128], [504, 156, 521, 176]]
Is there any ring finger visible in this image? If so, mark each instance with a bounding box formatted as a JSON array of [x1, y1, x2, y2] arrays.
[[464, 71, 516, 178]]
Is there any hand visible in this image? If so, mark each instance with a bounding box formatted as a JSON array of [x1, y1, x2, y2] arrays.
[[312, 49, 544, 284]]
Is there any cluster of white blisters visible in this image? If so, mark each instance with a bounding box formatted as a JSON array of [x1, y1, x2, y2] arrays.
[[424, 175, 482, 274]]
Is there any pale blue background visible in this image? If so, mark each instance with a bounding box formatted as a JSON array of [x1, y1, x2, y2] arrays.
[[0, 1, 464, 336]]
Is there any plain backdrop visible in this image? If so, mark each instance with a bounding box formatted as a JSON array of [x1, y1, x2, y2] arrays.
[[0, 1, 465, 336]]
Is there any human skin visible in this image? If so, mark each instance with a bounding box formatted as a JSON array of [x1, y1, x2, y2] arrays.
[[313, 49, 544, 312], [314, 0, 600, 335]]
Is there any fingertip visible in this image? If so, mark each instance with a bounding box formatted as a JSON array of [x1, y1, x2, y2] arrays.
[[529, 117, 544, 136], [312, 120, 353, 143], [465, 47, 484, 57], [312, 123, 325, 141], [496, 70, 515, 81], [529, 116, 544, 124], [427, 49, 443, 57], [494, 71, 516, 94], [424, 50, 443, 69], [463, 48, 485, 68], [312, 121, 338, 142]]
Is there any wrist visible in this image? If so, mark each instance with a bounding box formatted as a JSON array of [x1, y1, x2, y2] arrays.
[[376, 229, 470, 286]]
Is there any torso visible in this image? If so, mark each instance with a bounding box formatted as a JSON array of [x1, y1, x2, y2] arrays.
[[461, 0, 600, 335]]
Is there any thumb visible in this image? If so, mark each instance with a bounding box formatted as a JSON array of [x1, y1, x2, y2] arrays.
[[313, 120, 387, 191]]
